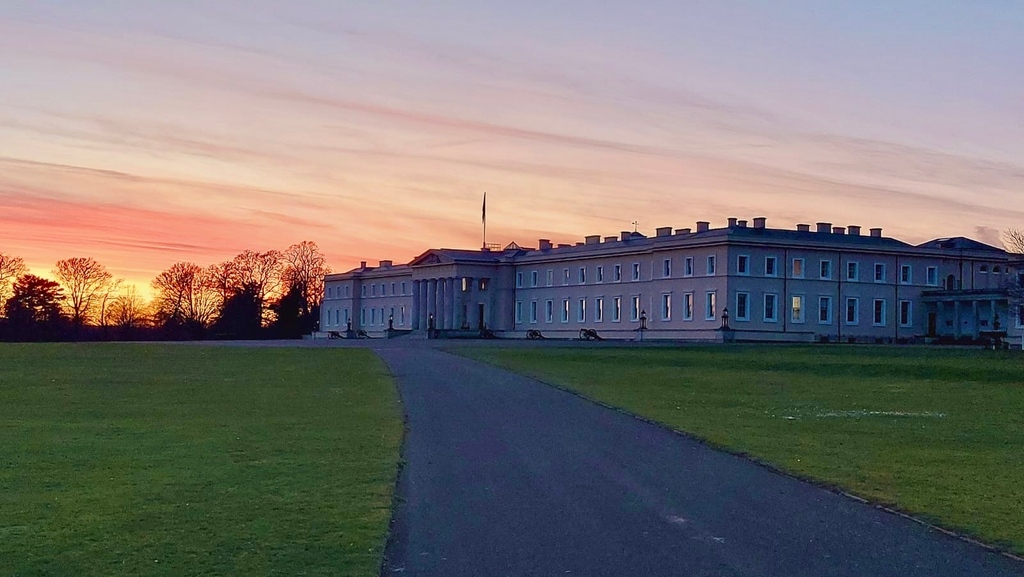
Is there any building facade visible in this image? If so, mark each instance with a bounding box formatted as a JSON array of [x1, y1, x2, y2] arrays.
[[321, 218, 1023, 345]]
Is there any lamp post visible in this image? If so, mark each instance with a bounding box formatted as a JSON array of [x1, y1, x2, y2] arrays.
[[720, 307, 730, 330], [388, 313, 394, 331], [638, 309, 648, 342]]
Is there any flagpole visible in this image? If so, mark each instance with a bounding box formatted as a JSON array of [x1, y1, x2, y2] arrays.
[[482, 192, 487, 250]]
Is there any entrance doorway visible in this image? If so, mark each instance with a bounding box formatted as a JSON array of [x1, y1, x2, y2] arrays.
[[477, 303, 486, 330], [928, 312, 937, 336]]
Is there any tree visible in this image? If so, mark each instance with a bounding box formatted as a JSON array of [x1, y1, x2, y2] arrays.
[[108, 285, 148, 330], [97, 278, 124, 328], [211, 284, 262, 338], [0, 252, 28, 313], [4, 274, 66, 340], [1003, 229, 1024, 254], [53, 257, 114, 326], [281, 241, 331, 317], [228, 250, 283, 325], [151, 262, 217, 331]]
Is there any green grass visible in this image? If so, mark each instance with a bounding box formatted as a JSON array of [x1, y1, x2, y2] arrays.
[[0, 344, 402, 576], [460, 345, 1024, 553]]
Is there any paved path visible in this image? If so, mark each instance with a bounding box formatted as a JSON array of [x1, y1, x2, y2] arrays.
[[377, 347, 1020, 577]]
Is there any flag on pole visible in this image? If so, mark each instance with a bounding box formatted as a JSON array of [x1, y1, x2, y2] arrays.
[[482, 192, 487, 224]]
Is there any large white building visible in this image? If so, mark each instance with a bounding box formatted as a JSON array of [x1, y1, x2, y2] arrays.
[[321, 217, 1024, 345]]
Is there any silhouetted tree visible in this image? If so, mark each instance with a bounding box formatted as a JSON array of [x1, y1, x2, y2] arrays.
[[109, 285, 148, 330], [271, 283, 307, 338], [151, 262, 217, 332], [1003, 229, 1024, 254], [281, 241, 331, 317], [4, 274, 66, 341], [0, 252, 28, 314], [53, 257, 114, 327], [212, 284, 262, 338], [228, 250, 283, 325]]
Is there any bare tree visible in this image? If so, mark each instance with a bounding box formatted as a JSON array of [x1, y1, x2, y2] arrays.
[[230, 250, 283, 324], [53, 257, 114, 326], [151, 262, 217, 328], [281, 241, 331, 315], [205, 261, 237, 308], [1003, 229, 1024, 254], [98, 278, 124, 328], [0, 252, 28, 313], [109, 285, 148, 329]]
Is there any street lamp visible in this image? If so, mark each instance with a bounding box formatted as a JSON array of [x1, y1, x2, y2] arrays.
[[638, 309, 648, 342], [720, 307, 730, 330]]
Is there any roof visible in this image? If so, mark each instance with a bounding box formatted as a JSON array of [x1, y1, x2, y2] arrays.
[[916, 237, 1006, 253]]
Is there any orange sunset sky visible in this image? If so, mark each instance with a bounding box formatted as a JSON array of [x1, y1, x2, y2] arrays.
[[2, 2, 1022, 294]]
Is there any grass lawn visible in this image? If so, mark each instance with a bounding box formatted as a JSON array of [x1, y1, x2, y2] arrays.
[[460, 345, 1024, 553], [0, 344, 402, 576]]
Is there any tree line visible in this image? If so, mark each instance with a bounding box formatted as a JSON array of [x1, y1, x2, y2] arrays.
[[0, 241, 330, 342]]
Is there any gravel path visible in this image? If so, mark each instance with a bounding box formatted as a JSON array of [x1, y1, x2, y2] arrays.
[[375, 346, 1021, 576]]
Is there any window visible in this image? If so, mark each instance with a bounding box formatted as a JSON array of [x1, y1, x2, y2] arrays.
[[531, 271, 539, 287], [737, 255, 749, 275], [661, 293, 671, 320], [791, 295, 804, 323], [820, 260, 832, 280], [765, 257, 777, 277], [764, 294, 778, 322], [577, 298, 586, 322], [345, 286, 351, 297], [371, 307, 376, 324], [1017, 304, 1024, 328], [846, 298, 859, 324], [873, 299, 886, 326], [926, 266, 938, 286], [563, 269, 570, 285], [735, 292, 750, 321], [612, 297, 622, 322], [980, 265, 989, 273], [874, 263, 886, 283], [515, 301, 523, 323], [400, 306, 406, 325], [401, 282, 406, 295], [545, 300, 553, 323], [362, 285, 367, 297], [706, 256, 716, 275], [899, 300, 912, 327], [546, 270, 554, 286], [380, 308, 385, 325], [993, 266, 1002, 273], [360, 308, 366, 325], [578, 267, 587, 284], [900, 265, 911, 284], [595, 297, 604, 322], [530, 301, 538, 324], [792, 258, 804, 278], [818, 296, 832, 324], [516, 272, 523, 288], [663, 258, 672, 278], [613, 265, 622, 282], [391, 283, 396, 296], [705, 292, 717, 320], [596, 266, 604, 283], [462, 277, 469, 291], [631, 296, 641, 321], [632, 263, 641, 281], [683, 293, 694, 320], [847, 261, 858, 281], [684, 257, 694, 277], [561, 299, 570, 323], [479, 279, 488, 291]]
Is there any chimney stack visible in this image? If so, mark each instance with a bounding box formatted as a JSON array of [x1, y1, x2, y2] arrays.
[[360, 261, 367, 269], [585, 235, 601, 245], [832, 227, 845, 235], [870, 227, 883, 238], [816, 222, 832, 233], [379, 260, 392, 268], [696, 221, 710, 232], [728, 217, 738, 227], [796, 224, 811, 232], [656, 226, 672, 237], [753, 217, 767, 229], [847, 225, 861, 236], [538, 239, 552, 250], [604, 236, 618, 243], [675, 228, 692, 235], [737, 220, 748, 228], [621, 231, 631, 241]]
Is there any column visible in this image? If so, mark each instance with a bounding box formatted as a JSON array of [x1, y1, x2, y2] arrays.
[[437, 278, 447, 330], [418, 280, 428, 331], [446, 276, 457, 330], [454, 277, 464, 329], [411, 280, 421, 330], [427, 278, 438, 330]]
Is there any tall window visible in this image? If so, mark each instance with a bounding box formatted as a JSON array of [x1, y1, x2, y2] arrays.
[[595, 297, 604, 322], [516, 301, 523, 323], [1017, 304, 1024, 328], [531, 271, 539, 287], [614, 265, 622, 282], [661, 293, 671, 320], [546, 270, 554, 286], [563, 269, 570, 285], [791, 295, 804, 323], [578, 267, 587, 284], [577, 298, 587, 322], [612, 296, 622, 322], [765, 257, 777, 277], [846, 298, 859, 324], [400, 306, 406, 325], [874, 263, 886, 283], [737, 255, 749, 275], [632, 263, 641, 281], [631, 296, 641, 321], [926, 266, 938, 286], [663, 259, 672, 278], [820, 260, 832, 280], [684, 257, 694, 277], [847, 262, 859, 281], [705, 291, 717, 320], [596, 266, 604, 283], [545, 300, 553, 323], [873, 299, 886, 326], [530, 301, 538, 324], [818, 296, 832, 323], [561, 299, 570, 322], [683, 293, 694, 320], [899, 300, 912, 327], [736, 292, 749, 321], [900, 265, 912, 284], [764, 294, 778, 322], [792, 258, 805, 278], [706, 256, 716, 275]]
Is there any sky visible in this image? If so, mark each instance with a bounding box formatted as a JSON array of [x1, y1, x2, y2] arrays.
[[2, 1, 1022, 292]]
